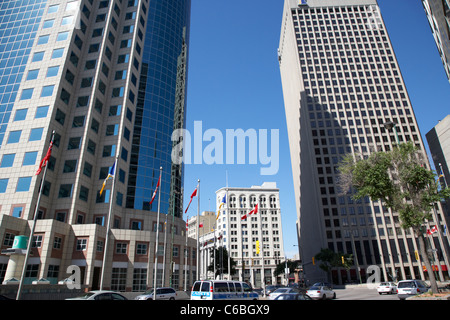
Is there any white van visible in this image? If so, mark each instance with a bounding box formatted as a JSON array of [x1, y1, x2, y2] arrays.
[[191, 280, 259, 300]]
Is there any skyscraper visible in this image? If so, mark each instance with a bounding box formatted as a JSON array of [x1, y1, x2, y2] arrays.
[[0, 0, 195, 293], [279, 0, 450, 284], [421, 0, 450, 84]]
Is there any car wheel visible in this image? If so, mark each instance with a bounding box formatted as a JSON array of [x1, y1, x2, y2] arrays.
[[322, 294, 326, 300], [332, 293, 336, 299], [169, 297, 175, 301]]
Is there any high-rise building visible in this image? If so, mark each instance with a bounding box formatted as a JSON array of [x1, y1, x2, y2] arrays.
[[279, 0, 450, 284], [209, 182, 285, 286], [426, 114, 450, 218], [421, 0, 450, 84], [0, 0, 196, 293]]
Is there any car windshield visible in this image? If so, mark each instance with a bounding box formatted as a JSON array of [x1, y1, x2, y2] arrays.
[[380, 282, 389, 286], [144, 289, 155, 294], [308, 286, 320, 290]]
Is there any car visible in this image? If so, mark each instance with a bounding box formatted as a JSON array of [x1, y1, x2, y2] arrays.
[[274, 293, 312, 300], [312, 282, 332, 288], [66, 290, 127, 300], [397, 280, 430, 300], [377, 282, 397, 295], [264, 285, 284, 295], [268, 287, 300, 300], [135, 287, 177, 300], [306, 285, 336, 300]]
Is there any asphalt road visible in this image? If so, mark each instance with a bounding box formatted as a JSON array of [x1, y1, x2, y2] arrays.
[[333, 286, 399, 300]]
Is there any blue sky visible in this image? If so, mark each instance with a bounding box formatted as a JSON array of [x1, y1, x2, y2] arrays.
[[183, 0, 450, 258]]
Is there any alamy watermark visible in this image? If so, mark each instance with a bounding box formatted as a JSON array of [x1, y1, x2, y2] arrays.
[[171, 121, 280, 176]]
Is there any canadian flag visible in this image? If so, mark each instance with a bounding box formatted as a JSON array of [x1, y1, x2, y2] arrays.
[[149, 174, 161, 205], [241, 204, 258, 220], [427, 225, 438, 235]]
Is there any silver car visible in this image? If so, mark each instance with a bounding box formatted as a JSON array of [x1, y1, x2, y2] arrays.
[[397, 280, 429, 300], [377, 282, 397, 295], [135, 287, 177, 300], [66, 290, 127, 300], [306, 285, 336, 300]]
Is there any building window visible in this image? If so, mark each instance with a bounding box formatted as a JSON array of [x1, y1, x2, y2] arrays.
[[46, 66, 59, 77], [20, 88, 33, 100], [16, 177, 32, 192], [41, 85, 55, 97], [76, 239, 87, 251], [79, 186, 89, 202], [23, 151, 38, 166], [6, 130, 22, 144], [37, 34, 49, 45], [32, 51, 45, 62], [26, 69, 39, 81], [51, 48, 64, 59], [35, 106, 49, 119], [0, 179, 9, 193], [42, 19, 54, 29], [29, 128, 44, 141], [1, 154, 15, 168], [47, 4, 59, 13], [32, 235, 43, 248], [61, 16, 74, 26], [58, 184, 73, 198], [111, 268, 127, 291], [11, 206, 24, 218], [115, 243, 128, 254], [67, 137, 81, 149], [63, 160, 77, 173]]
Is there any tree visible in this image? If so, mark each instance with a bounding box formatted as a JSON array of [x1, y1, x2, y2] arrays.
[[338, 142, 450, 293], [274, 259, 300, 278], [207, 246, 237, 279], [314, 248, 353, 283]]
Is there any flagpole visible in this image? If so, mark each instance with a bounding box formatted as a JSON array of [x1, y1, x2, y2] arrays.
[[196, 179, 200, 280], [184, 216, 188, 291], [99, 156, 118, 291], [16, 131, 55, 300], [258, 198, 265, 297], [162, 212, 168, 287], [226, 171, 230, 281], [153, 166, 163, 300]]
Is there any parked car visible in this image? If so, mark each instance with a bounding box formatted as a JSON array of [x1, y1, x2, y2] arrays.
[[66, 290, 127, 300], [264, 285, 284, 295], [135, 287, 177, 300], [306, 285, 336, 300], [397, 280, 430, 300], [268, 287, 300, 300], [377, 282, 397, 295], [274, 293, 312, 300]]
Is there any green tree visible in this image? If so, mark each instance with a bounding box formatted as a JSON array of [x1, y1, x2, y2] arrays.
[[338, 142, 450, 293], [207, 246, 237, 279], [274, 260, 300, 278], [314, 248, 353, 283]]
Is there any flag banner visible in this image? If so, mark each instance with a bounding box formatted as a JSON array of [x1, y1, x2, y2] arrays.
[[427, 225, 438, 235], [35, 141, 53, 175], [99, 160, 116, 196], [199, 223, 203, 228], [184, 187, 197, 213], [241, 204, 258, 220], [216, 194, 226, 220], [149, 174, 161, 205]]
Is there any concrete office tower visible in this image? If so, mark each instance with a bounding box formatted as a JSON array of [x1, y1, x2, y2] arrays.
[[421, 0, 450, 83], [212, 182, 286, 286], [0, 0, 196, 292], [279, 0, 450, 284], [426, 115, 450, 219]]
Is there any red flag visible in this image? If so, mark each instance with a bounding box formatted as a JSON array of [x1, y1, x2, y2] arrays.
[[184, 187, 197, 213], [427, 225, 438, 235], [35, 141, 53, 175], [149, 174, 161, 205], [241, 204, 258, 220]]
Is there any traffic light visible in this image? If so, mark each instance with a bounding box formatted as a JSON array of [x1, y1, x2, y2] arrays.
[[256, 241, 260, 255], [312, 257, 315, 265], [415, 250, 419, 261], [341, 256, 345, 265]]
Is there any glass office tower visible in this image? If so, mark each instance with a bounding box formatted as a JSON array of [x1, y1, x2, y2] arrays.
[[0, 0, 195, 292], [279, 0, 450, 284]]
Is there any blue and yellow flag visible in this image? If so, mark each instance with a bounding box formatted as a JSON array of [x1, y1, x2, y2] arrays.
[[100, 160, 116, 196]]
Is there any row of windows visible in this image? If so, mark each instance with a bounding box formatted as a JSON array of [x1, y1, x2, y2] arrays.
[[5, 127, 44, 144]]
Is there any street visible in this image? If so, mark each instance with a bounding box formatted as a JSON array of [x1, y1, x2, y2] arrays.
[[332, 286, 399, 300]]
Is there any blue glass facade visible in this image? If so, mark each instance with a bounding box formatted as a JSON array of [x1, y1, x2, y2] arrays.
[[0, 0, 47, 144], [126, 0, 191, 217]]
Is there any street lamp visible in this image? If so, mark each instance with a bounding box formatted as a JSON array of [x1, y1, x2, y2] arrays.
[[383, 120, 400, 145]]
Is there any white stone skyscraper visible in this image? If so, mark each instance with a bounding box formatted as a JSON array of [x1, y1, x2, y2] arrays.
[[279, 0, 450, 284]]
